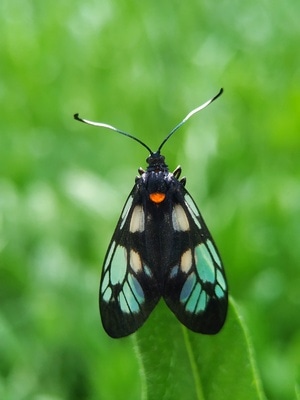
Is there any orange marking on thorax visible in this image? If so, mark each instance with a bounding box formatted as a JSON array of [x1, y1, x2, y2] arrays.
[[149, 192, 166, 204]]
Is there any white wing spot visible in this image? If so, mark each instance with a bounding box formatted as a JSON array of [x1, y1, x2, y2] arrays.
[[172, 204, 190, 231], [180, 249, 193, 273], [130, 205, 145, 233], [130, 249, 142, 273]]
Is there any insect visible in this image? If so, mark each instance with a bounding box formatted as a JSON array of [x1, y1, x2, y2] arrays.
[[74, 88, 228, 338]]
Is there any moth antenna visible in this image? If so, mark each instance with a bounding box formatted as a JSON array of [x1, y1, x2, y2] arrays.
[[157, 88, 223, 153], [74, 113, 153, 154]]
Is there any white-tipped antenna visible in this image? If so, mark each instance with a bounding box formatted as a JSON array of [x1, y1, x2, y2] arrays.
[[74, 88, 223, 155], [74, 113, 153, 154], [157, 88, 223, 153]]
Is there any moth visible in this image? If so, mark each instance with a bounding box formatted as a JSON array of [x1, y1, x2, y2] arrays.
[[74, 88, 228, 338]]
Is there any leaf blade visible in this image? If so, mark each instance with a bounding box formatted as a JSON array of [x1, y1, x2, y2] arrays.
[[135, 298, 265, 400]]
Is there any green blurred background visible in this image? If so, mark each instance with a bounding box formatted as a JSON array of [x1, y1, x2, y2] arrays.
[[1, 1, 299, 399]]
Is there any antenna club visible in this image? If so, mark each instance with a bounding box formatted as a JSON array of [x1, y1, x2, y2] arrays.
[[74, 113, 85, 123]]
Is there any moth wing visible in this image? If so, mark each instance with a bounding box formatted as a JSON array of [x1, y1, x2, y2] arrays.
[[100, 185, 161, 338], [163, 189, 228, 334]]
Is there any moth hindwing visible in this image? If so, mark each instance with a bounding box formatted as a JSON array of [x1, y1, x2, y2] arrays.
[[74, 88, 228, 338]]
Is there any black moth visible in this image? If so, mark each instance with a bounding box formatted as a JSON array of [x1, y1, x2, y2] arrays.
[[74, 88, 228, 338]]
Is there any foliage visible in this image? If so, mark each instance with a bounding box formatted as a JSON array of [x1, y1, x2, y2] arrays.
[[1, 0, 299, 399], [135, 298, 265, 400]]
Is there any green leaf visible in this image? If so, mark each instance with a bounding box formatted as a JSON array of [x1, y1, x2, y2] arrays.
[[134, 297, 265, 400]]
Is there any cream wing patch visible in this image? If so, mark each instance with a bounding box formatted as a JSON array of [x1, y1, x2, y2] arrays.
[[130, 205, 145, 232], [172, 204, 190, 231]]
